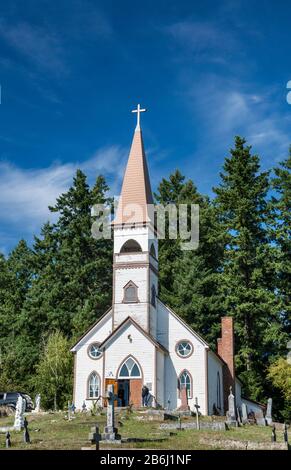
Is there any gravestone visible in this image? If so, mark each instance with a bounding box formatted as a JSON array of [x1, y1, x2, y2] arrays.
[[255, 409, 266, 426], [237, 407, 242, 425], [89, 425, 102, 450], [241, 403, 248, 424], [265, 398, 273, 425], [23, 417, 30, 444], [14, 395, 25, 431], [283, 423, 288, 444], [271, 425, 276, 442], [34, 394, 41, 413], [6, 432, 11, 448], [178, 386, 189, 411], [226, 387, 237, 425], [194, 397, 200, 430], [82, 401, 87, 413], [102, 385, 120, 441]]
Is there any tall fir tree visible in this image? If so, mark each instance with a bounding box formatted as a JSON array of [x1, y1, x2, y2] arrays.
[[213, 136, 288, 400], [270, 148, 291, 336], [7, 171, 113, 392], [0, 241, 34, 389], [155, 170, 224, 346]]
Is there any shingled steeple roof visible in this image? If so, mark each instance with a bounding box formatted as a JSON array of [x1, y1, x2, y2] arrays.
[[113, 105, 154, 225]]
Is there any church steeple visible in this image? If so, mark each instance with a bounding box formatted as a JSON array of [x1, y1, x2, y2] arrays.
[[112, 105, 158, 337], [113, 104, 153, 226]]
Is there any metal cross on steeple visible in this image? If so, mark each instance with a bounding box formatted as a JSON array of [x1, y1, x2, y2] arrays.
[[132, 103, 146, 130]]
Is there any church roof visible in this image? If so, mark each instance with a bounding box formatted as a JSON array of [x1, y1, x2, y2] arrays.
[[70, 307, 112, 351], [113, 123, 154, 226], [99, 316, 168, 354]]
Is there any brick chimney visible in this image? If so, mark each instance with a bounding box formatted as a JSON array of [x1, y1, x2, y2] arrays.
[[217, 317, 235, 411]]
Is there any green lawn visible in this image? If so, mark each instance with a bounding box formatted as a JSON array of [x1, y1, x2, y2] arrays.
[[0, 411, 285, 450]]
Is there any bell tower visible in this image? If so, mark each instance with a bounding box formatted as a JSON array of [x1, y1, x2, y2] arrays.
[[112, 105, 158, 338]]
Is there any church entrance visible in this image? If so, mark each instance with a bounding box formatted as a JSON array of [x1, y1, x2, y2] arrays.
[[117, 379, 129, 406], [116, 356, 143, 407]]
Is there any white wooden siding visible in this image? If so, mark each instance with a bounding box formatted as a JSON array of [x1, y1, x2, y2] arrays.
[[157, 300, 207, 414], [207, 351, 224, 415]]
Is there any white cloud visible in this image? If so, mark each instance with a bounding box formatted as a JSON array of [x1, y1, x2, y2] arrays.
[[163, 20, 239, 65], [177, 76, 291, 195], [0, 19, 67, 75], [0, 145, 127, 251]]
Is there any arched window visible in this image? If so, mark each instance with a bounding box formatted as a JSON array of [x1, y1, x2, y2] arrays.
[[178, 370, 192, 399], [88, 372, 100, 399], [123, 281, 139, 303], [150, 243, 157, 259], [151, 284, 156, 307], [118, 357, 142, 378], [217, 371, 221, 410], [120, 239, 142, 253]]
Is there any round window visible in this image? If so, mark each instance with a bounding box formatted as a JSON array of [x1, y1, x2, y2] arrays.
[[176, 341, 193, 358], [88, 343, 103, 359]]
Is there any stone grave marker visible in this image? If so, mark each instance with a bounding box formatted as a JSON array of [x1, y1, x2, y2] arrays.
[[82, 401, 87, 413], [6, 432, 11, 448], [226, 386, 237, 425], [34, 394, 41, 413], [271, 425, 276, 442], [283, 423, 288, 444], [23, 417, 30, 444], [255, 409, 266, 426], [14, 395, 25, 431], [194, 397, 200, 430], [241, 403, 248, 425], [265, 398, 273, 425], [102, 384, 120, 441], [89, 425, 102, 450], [237, 407, 242, 425]]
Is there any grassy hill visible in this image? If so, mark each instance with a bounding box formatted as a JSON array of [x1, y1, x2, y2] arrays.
[[0, 410, 288, 450]]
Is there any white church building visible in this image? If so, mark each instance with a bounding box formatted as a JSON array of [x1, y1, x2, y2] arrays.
[[71, 106, 244, 415]]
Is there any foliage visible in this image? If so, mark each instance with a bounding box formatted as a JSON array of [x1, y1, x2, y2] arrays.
[[34, 331, 73, 410], [0, 138, 290, 419]]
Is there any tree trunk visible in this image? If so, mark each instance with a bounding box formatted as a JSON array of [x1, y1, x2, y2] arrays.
[[54, 393, 57, 411]]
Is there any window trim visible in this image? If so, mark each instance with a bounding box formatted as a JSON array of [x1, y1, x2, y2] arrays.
[[149, 243, 157, 259], [87, 342, 103, 360], [175, 340, 194, 358], [178, 369, 193, 399], [87, 371, 101, 400], [120, 239, 142, 253], [116, 355, 143, 379], [122, 280, 139, 303]]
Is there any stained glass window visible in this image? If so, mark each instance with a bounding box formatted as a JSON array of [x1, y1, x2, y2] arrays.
[[119, 357, 141, 378]]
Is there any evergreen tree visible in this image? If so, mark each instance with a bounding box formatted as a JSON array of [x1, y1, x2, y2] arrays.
[[213, 136, 288, 399], [3, 171, 113, 392], [155, 170, 224, 346], [271, 149, 291, 336], [0, 242, 34, 390]]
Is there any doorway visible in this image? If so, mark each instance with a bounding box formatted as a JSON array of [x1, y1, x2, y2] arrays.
[[117, 379, 129, 406]]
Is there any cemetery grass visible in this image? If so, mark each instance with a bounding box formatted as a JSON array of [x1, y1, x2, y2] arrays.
[[0, 411, 285, 450]]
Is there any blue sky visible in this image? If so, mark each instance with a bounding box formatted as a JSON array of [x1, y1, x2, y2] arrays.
[[0, 0, 290, 254]]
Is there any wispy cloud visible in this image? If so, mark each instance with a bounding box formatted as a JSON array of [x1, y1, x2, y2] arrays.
[[190, 78, 290, 159], [0, 19, 67, 75], [181, 77, 291, 194], [163, 20, 240, 65], [0, 145, 127, 252]]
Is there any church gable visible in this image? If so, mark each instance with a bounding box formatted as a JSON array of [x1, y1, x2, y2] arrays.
[[70, 308, 112, 353], [102, 320, 157, 385], [157, 299, 209, 350]]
